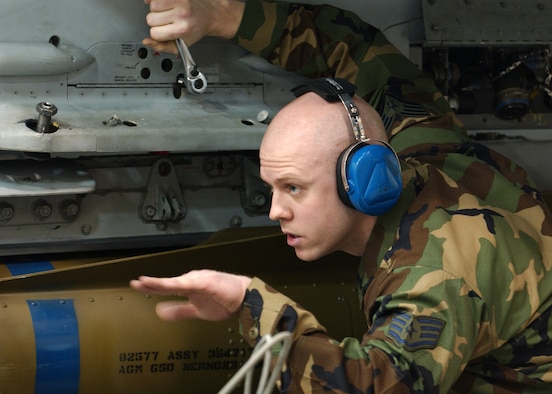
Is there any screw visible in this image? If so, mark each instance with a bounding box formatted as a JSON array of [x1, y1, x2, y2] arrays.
[[143, 205, 156, 218], [156, 222, 168, 231], [65, 203, 78, 216], [33, 200, 52, 219], [35, 102, 58, 133], [229, 215, 242, 228], [256, 110, 272, 124], [59, 199, 79, 221], [251, 193, 267, 207], [81, 224, 92, 235], [0, 203, 14, 222]]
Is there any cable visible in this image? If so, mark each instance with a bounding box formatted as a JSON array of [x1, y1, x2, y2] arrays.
[[218, 331, 293, 394]]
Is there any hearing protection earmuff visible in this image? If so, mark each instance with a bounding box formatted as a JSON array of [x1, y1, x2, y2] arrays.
[[291, 77, 402, 216]]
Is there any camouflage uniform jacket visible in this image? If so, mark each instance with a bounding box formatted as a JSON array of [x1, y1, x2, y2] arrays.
[[234, 1, 552, 392]]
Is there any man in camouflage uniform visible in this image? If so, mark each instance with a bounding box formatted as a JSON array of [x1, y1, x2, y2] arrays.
[[132, 0, 552, 392]]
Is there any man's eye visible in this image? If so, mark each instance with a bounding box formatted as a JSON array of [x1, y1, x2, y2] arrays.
[[287, 184, 299, 193]]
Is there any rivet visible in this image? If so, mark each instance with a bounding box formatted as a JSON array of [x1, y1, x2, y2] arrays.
[[248, 327, 259, 339], [81, 224, 92, 236]]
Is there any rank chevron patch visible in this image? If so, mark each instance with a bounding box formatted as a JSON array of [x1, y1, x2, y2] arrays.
[[387, 311, 445, 351]]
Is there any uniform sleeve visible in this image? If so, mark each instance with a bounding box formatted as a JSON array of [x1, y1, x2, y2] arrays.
[[239, 274, 483, 393], [232, 0, 466, 146]]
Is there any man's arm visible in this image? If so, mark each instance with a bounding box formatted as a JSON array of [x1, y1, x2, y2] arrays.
[[234, 3, 432, 102], [240, 274, 480, 393], [233, 1, 465, 143]]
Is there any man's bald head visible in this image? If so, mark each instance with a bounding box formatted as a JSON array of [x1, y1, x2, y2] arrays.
[[260, 92, 387, 166]]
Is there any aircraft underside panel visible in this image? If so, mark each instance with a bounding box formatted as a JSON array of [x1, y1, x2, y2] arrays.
[[1, 0, 552, 253]]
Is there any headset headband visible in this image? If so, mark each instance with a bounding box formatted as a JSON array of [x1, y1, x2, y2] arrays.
[[292, 78, 401, 198], [291, 77, 367, 141]]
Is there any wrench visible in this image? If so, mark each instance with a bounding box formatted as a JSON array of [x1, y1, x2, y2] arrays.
[[175, 38, 207, 94]]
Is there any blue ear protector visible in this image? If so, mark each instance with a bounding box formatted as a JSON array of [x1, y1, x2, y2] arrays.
[[292, 77, 402, 216]]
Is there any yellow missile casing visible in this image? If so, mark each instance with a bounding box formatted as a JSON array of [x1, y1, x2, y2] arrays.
[[0, 227, 365, 393]]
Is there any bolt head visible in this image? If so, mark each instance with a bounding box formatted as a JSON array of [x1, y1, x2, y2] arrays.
[[36, 102, 58, 116]]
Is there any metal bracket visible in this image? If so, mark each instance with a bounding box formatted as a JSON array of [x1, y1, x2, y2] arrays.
[[139, 158, 186, 224]]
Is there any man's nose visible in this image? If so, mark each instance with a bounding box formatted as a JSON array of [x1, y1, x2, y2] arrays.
[[268, 193, 291, 221]]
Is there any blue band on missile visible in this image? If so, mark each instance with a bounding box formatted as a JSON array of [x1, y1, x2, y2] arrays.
[[6, 260, 54, 276], [27, 299, 80, 394]]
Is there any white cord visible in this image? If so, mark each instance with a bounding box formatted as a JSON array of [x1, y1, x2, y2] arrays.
[[218, 331, 293, 394]]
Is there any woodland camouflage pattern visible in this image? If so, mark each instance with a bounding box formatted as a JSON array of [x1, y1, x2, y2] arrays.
[[233, 1, 552, 392]]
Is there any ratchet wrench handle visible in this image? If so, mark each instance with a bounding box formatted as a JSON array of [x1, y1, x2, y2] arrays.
[[175, 38, 207, 94]]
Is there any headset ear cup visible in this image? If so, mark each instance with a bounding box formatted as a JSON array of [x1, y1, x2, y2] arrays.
[[338, 143, 402, 216]]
